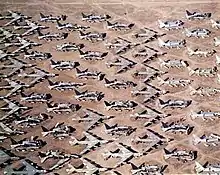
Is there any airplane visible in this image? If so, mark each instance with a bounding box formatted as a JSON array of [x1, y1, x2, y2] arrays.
[[188, 66, 217, 77], [48, 80, 86, 91], [23, 50, 52, 60], [56, 21, 90, 31], [66, 157, 111, 175], [214, 37, 220, 47], [187, 47, 216, 57], [105, 56, 136, 74], [163, 148, 197, 162], [195, 161, 220, 174], [81, 12, 111, 23], [161, 121, 193, 135], [210, 19, 220, 29], [190, 110, 220, 121], [158, 38, 186, 49], [131, 85, 166, 97], [46, 102, 81, 114], [56, 42, 84, 52], [0, 122, 26, 142], [157, 77, 193, 87], [74, 89, 104, 101], [0, 28, 20, 43], [104, 100, 138, 111], [158, 99, 192, 109], [106, 21, 135, 31], [39, 13, 67, 22], [20, 92, 52, 103], [79, 31, 106, 42], [75, 68, 105, 80], [0, 57, 34, 78], [72, 108, 114, 130], [185, 10, 211, 20], [193, 133, 220, 147], [14, 113, 52, 128], [37, 30, 68, 41], [4, 159, 47, 175], [50, 59, 80, 70], [184, 28, 211, 38], [104, 123, 136, 137], [0, 98, 32, 122], [158, 19, 184, 30], [189, 85, 220, 96], [102, 142, 145, 168], [0, 50, 18, 61], [104, 78, 137, 89], [158, 58, 188, 69], [41, 122, 76, 140], [79, 49, 108, 61], [69, 131, 114, 155], [13, 20, 49, 36], [2, 10, 31, 26], [130, 162, 168, 175], [10, 136, 46, 152]]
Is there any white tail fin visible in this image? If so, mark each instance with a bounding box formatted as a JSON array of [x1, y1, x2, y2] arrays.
[[158, 20, 165, 28], [69, 137, 78, 146], [188, 85, 196, 95], [216, 55, 220, 65], [158, 38, 164, 47], [42, 132, 49, 137], [195, 161, 204, 173], [66, 164, 76, 174], [187, 47, 194, 56], [192, 134, 201, 145], [157, 77, 165, 86], [187, 67, 195, 76]]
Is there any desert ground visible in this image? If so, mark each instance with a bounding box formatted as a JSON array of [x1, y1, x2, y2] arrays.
[[1, 0, 220, 174]]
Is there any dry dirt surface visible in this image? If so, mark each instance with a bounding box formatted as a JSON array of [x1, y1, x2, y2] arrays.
[[1, 0, 220, 174]]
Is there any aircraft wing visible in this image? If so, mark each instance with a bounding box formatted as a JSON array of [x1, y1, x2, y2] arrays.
[[4, 17, 21, 26], [22, 28, 35, 36], [84, 131, 99, 142], [118, 143, 138, 154], [0, 122, 13, 133]]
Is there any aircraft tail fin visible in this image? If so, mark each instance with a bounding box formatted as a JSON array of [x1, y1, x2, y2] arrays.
[[78, 49, 84, 55], [104, 101, 110, 106], [107, 21, 112, 26], [104, 78, 111, 84], [40, 13, 45, 18], [130, 162, 138, 170], [105, 14, 111, 19], [47, 79, 54, 86], [216, 55, 220, 65], [192, 134, 201, 145], [41, 126, 49, 135], [66, 164, 76, 174], [158, 20, 165, 28], [69, 136, 78, 146], [37, 30, 43, 36], [10, 138, 17, 145], [187, 67, 195, 76], [81, 13, 87, 18], [98, 73, 105, 81], [61, 15, 67, 21], [195, 161, 204, 173], [75, 68, 81, 74], [163, 148, 171, 159], [104, 123, 111, 130], [74, 89, 81, 96], [158, 38, 164, 46], [128, 23, 135, 28], [186, 10, 192, 16], [157, 77, 165, 86]]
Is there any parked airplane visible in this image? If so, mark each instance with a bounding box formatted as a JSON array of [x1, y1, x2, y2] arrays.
[[48, 80, 85, 91], [163, 148, 197, 162], [106, 21, 135, 31], [10, 136, 46, 152], [0, 50, 18, 61], [104, 100, 138, 111], [69, 131, 114, 155], [56, 21, 90, 31], [195, 161, 220, 174], [79, 31, 106, 42], [189, 85, 220, 96], [0, 28, 20, 43], [184, 28, 211, 38], [75, 68, 105, 80], [214, 37, 220, 46], [157, 77, 193, 87], [79, 49, 108, 61], [72, 108, 114, 130], [158, 38, 186, 49], [39, 13, 67, 22], [104, 78, 137, 89], [37, 31, 68, 41], [193, 133, 220, 146], [41, 122, 76, 140], [104, 123, 136, 137], [56, 42, 84, 52], [20, 92, 52, 103], [190, 110, 220, 121], [187, 47, 216, 57], [158, 58, 188, 69], [0, 147, 21, 168], [188, 66, 217, 77], [46, 102, 81, 114], [14, 113, 52, 128], [24, 50, 52, 60], [158, 19, 184, 30], [66, 157, 110, 174], [50, 59, 80, 70], [158, 99, 192, 109], [131, 85, 166, 97], [74, 89, 104, 101], [81, 13, 111, 23], [210, 19, 220, 29], [105, 56, 136, 74], [185, 10, 211, 20], [0, 98, 32, 122]]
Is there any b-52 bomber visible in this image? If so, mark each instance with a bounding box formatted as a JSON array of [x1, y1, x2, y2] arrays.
[[23, 50, 52, 60], [75, 68, 105, 80], [79, 49, 108, 61], [104, 100, 138, 111], [81, 12, 111, 23], [157, 77, 193, 87], [50, 59, 80, 70], [193, 133, 220, 147], [188, 66, 217, 77], [104, 78, 137, 89], [0, 147, 21, 168], [39, 13, 67, 22], [56, 21, 90, 31], [190, 110, 220, 121], [41, 122, 76, 140], [74, 89, 104, 101], [187, 47, 216, 57], [195, 161, 220, 174], [37, 31, 68, 41], [79, 31, 106, 42], [46, 102, 81, 114], [163, 148, 197, 162], [189, 85, 220, 96], [158, 58, 188, 69], [0, 50, 18, 61], [184, 28, 211, 38], [0, 28, 20, 43], [158, 38, 186, 49], [69, 131, 114, 155], [48, 80, 85, 91], [20, 92, 52, 103], [104, 123, 136, 137], [106, 21, 135, 31], [105, 56, 136, 74], [158, 99, 192, 109], [211, 19, 220, 29], [185, 10, 211, 20], [10, 136, 46, 152], [158, 19, 184, 30], [56, 42, 84, 52]]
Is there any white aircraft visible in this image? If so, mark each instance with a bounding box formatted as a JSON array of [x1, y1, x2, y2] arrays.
[[0, 28, 20, 43], [158, 19, 184, 30], [195, 161, 220, 174], [193, 133, 220, 147]]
